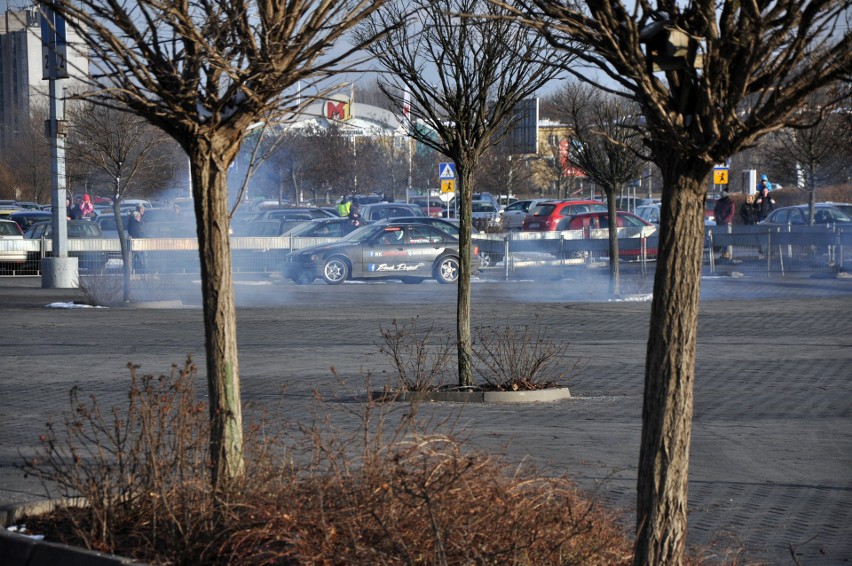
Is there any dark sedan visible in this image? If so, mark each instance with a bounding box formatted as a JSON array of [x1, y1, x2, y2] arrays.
[[281, 222, 478, 285], [24, 220, 110, 271]]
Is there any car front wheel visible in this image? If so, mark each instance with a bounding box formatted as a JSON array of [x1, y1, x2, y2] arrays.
[[434, 256, 460, 284], [322, 257, 349, 285]]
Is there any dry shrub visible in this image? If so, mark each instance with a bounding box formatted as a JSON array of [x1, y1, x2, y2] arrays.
[[472, 316, 577, 391], [77, 271, 182, 306], [76, 272, 125, 306], [21, 357, 215, 562], [378, 317, 455, 391], [222, 434, 632, 565], [20, 360, 632, 565]]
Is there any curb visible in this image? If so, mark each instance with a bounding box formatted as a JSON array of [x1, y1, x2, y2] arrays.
[[1, 500, 146, 566], [374, 387, 572, 404]]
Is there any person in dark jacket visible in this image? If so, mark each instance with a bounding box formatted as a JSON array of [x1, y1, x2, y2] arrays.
[[740, 193, 757, 225], [755, 187, 775, 221], [66, 197, 82, 220], [127, 204, 145, 238], [713, 190, 735, 226]]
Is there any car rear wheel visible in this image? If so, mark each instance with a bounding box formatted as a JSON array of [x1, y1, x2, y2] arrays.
[[434, 256, 460, 284], [322, 257, 349, 285]]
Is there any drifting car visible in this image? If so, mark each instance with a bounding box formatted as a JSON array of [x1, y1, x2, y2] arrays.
[[281, 222, 479, 285]]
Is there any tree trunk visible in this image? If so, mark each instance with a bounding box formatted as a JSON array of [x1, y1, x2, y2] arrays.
[[188, 140, 244, 492], [455, 164, 473, 387], [605, 186, 620, 294], [112, 199, 131, 302], [633, 161, 710, 565]]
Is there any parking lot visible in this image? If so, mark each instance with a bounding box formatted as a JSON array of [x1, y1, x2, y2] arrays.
[[0, 272, 850, 564]]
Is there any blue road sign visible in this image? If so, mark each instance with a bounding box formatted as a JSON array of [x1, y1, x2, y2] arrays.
[[438, 162, 456, 180]]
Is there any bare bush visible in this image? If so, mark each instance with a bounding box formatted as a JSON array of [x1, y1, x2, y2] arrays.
[[20, 360, 634, 565], [77, 272, 182, 306], [76, 273, 124, 306], [378, 317, 456, 391], [21, 357, 213, 559], [472, 317, 578, 391]]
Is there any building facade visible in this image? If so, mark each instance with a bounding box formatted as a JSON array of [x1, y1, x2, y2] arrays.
[[0, 5, 87, 148]]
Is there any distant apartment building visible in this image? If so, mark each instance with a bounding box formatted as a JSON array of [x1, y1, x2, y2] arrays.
[[0, 5, 87, 148]]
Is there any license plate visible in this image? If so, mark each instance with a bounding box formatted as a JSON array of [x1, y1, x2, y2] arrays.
[[528, 222, 539, 228]]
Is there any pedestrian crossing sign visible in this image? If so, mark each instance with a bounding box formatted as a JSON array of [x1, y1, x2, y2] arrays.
[[441, 179, 455, 194], [713, 169, 729, 185], [439, 162, 456, 180]]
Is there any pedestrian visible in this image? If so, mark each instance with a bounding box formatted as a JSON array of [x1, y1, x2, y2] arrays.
[[66, 197, 82, 220], [348, 202, 366, 228], [755, 187, 775, 222], [127, 203, 145, 238], [756, 174, 772, 193], [740, 193, 757, 225], [127, 204, 146, 272], [337, 196, 351, 217], [79, 194, 95, 219], [713, 189, 735, 260], [713, 190, 735, 226]]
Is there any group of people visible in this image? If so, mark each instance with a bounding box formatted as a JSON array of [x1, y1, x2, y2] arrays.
[[65, 194, 96, 220], [713, 175, 776, 227]]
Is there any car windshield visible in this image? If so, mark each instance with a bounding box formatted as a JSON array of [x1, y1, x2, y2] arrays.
[[0, 221, 20, 236], [472, 202, 496, 213], [532, 204, 556, 216]]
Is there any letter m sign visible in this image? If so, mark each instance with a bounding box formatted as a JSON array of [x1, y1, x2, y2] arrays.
[[325, 101, 350, 121]]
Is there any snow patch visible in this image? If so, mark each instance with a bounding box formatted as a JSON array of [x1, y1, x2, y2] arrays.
[[46, 302, 107, 309]]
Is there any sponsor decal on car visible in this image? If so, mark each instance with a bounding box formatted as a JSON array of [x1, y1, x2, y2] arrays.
[[368, 263, 424, 272]]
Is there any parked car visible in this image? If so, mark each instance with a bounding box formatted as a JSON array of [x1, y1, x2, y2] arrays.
[[635, 203, 662, 225], [283, 217, 367, 238], [759, 203, 852, 226], [472, 192, 502, 210], [357, 202, 425, 222], [440, 200, 504, 231], [615, 196, 658, 212], [557, 211, 658, 259], [471, 200, 503, 231], [0, 219, 27, 267], [409, 196, 447, 217], [521, 200, 607, 231], [8, 210, 52, 232], [704, 197, 717, 224], [557, 211, 656, 234], [256, 207, 336, 222], [500, 199, 553, 230], [374, 216, 476, 237], [281, 222, 478, 285], [24, 220, 110, 271]]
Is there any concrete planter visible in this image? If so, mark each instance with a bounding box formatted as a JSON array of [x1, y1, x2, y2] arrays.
[[373, 386, 572, 404], [0, 499, 145, 566]]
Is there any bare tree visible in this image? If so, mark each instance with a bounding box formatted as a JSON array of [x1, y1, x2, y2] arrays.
[[1, 107, 52, 203], [552, 81, 647, 294], [503, 1, 852, 563], [761, 85, 852, 221], [66, 101, 169, 300], [50, 0, 395, 492], [358, 0, 561, 386]]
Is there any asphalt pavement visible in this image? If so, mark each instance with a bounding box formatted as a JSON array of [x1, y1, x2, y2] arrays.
[[0, 271, 850, 564]]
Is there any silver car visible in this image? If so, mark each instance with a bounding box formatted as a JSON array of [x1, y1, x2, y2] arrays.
[[282, 222, 478, 285]]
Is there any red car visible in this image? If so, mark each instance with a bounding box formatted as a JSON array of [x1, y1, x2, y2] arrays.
[[521, 200, 607, 231], [559, 211, 657, 259], [410, 196, 447, 218]]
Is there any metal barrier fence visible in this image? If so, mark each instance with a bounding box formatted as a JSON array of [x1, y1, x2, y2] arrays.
[[1, 225, 849, 278]]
